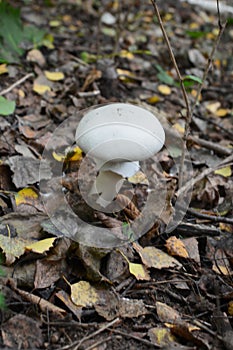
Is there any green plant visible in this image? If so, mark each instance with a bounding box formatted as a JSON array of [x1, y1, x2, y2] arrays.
[[0, 1, 46, 63]]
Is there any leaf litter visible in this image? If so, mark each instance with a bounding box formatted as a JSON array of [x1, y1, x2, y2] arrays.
[[0, 1, 233, 349]]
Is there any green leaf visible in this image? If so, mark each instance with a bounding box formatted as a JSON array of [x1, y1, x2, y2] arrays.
[[0, 1, 46, 63], [185, 30, 206, 39], [0, 96, 16, 116], [154, 64, 175, 86], [184, 75, 203, 84]]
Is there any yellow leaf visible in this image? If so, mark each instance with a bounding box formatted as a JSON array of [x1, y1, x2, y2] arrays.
[[165, 236, 189, 258], [0, 64, 8, 75], [164, 13, 173, 21], [49, 20, 61, 27], [219, 222, 233, 233], [67, 147, 83, 161], [206, 101, 220, 114], [25, 237, 57, 254], [214, 166, 232, 177], [117, 68, 136, 82], [147, 95, 161, 104], [52, 151, 66, 162], [228, 301, 233, 316], [216, 108, 229, 117], [128, 171, 149, 185], [129, 262, 150, 280], [133, 243, 182, 270], [158, 84, 171, 95], [119, 249, 150, 280], [71, 281, 99, 307], [45, 71, 65, 81], [191, 89, 201, 101], [120, 50, 134, 59], [18, 89, 25, 98], [148, 327, 177, 346], [15, 188, 38, 206], [42, 33, 54, 49], [33, 83, 51, 95], [189, 22, 199, 30], [53, 146, 82, 162], [172, 123, 184, 135], [0, 230, 31, 265], [212, 264, 230, 275]]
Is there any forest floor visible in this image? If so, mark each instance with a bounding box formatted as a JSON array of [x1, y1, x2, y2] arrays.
[[0, 1, 233, 349]]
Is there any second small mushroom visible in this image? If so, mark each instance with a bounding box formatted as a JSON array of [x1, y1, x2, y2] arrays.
[[75, 103, 165, 207]]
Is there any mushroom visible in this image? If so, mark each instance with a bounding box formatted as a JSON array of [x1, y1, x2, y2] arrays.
[[75, 103, 165, 207]]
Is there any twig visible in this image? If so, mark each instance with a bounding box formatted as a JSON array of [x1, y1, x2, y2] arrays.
[[187, 135, 232, 156], [150, 0, 191, 188], [176, 153, 233, 197], [85, 336, 112, 350], [73, 318, 120, 350], [194, 113, 233, 138], [108, 328, 160, 348], [0, 73, 34, 96], [56, 318, 120, 350], [150, 0, 227, 190], [191, 22, 227, 115], [187, 207, 233, 224], [7, 279, 66, 317]]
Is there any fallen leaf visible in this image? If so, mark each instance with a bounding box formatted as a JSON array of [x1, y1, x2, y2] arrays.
[[133, 243, 182, 270], [129, 262, 150, 280], [25, 237, 57, 254], [172, 122, 185, 134], [117, 68, 136, 82], [34, 257, 67, 289], [158, 84, 171, 95], [52, 146, 82, 163], [216, 108, 229, 117], [95, 291, 148, 320], [0, 224, 31, 265], [44, 70, 65, 81], [165, 236, 189, 259], [120, 50, 134, 59], [71, 281, 99, 308], [128, 171, 149, 185], [156, 301, 181, 324], [26, 49, 46, 66], [228, 301, 233, 316], [148, 327, 178, 347], [214, 166, 232, 177], [1, 314, 43, 349], [119, 249, 150, 280], [182, 237, 200, 264], [0, 63, 8, 74], [8, 156, 52, 187], [33, 83, 51, 95], [15, 187, 39, 206], [56, 290, 82, 320], [0, 96, 15, 116], [147, 95, 161, 104], [206, 101, 221, 114]]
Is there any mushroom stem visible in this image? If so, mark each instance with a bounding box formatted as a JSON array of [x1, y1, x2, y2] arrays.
[[89, 161, 140, 207]]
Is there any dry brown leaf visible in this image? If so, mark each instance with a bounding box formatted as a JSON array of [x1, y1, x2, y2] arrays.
[[156, 301, 181, 324], [1, 315, 43, 349], [165, 236, 189, 259], [133, 243, 183, 270]]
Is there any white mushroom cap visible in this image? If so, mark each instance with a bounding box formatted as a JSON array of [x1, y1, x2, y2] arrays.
[[75, 103, 165, 163], [75, 103, 165, 207]]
